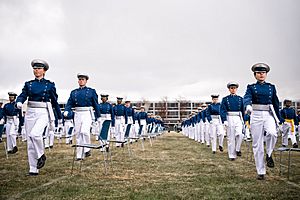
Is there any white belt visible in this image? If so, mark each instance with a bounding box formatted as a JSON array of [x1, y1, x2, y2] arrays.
[[227, 111, 240, 116], [75, 107, 93, 112], [115, 116, 124, 119], [252, 104, 270, 111], [101, 114, 111, 118], [211, 115, 220, 119], [27, 101, 47, 108]]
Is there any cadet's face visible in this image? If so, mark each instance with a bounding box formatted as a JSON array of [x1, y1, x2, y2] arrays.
[[255, 72, 267, 82], [212, 98, 218, 103], [229, 86, 237, 94], [9, 96, 15, 102], [78, 78, 87, 87], [117, 100, 122, 104], [141, 108, 145, 112], [101, 97, 107, 102], [33, 68, 45, 78], [286, 101, 292, 107]]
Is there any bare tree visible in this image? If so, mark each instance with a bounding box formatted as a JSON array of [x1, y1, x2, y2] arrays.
[[156, 96, 168, 120]]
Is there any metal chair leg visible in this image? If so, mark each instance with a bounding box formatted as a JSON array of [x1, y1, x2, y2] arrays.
[[71, 146, 76, 175], [288, 150, 291, 180], [4, 141, 8, 159]]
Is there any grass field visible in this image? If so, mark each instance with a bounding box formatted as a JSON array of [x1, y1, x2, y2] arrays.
[[0, 131, 299, 199]]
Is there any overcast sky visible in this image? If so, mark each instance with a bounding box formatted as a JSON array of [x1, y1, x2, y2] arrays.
[[0, 0, 299, 103]]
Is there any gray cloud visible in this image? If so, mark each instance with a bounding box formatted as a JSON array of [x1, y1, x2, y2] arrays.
[[0, 0, 299, 102]]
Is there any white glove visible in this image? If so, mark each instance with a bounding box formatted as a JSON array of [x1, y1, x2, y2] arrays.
[[246, 105, 253, 114], [111, 127, 115, 133], [58, 119, 63, 125], [17, 102, 23, 109], [97, 117, 101, 122], [223, 121, 228, 127], [63, 111, 68, 117], [209, 121, 213, 124], [0, 118, 4, 124], [283, 121, 289, 125]]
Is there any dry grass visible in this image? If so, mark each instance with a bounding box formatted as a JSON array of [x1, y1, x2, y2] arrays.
[[0, 132, 299, 200]]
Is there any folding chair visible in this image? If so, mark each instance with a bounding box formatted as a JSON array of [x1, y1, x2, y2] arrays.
[[71, 120, 111, 175], [109, 124, 132, 157], [276, 147, 300, 180]]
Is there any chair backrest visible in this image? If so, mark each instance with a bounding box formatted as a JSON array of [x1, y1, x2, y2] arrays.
[[138, 125, 143, 136], [124, 124, 132, 138], [68, 127, 74, 135], [98, 120, 111, 141]]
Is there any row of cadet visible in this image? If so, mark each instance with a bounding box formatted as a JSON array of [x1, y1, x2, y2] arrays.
[[181, 88, 299, 162], [0, 92, 165, 154]]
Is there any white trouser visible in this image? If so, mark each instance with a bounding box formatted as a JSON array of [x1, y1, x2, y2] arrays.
[[197, 123, 201, 142], [282, 123, 297, 146], [204, 122, 210, 145], [64, 120, 74, 144], [44, 125, 54, 148], [194, 123, 199, 141], [199, 121, 205, 143], [98, 115, 111, 144], [251, 110, 277, 175], [25, 107, 49, 173], [115, 116, 125, 146], [226, 116, 243, 159], [210, 118, 224, 152], [140, 119, 147, 135], [21, 125, 27, 141], [5, 118, 18, 151], [127, 117, 134, 141], [133, 120, 139, 138], [74, 111, 92, 159]]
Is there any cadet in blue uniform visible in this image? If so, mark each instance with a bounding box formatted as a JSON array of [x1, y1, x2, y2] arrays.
[[98, 94, 115, 150], [220, 82, 244, 160], [200, 103, 210, 147], [0, 102, 4, 143], [206, 95, 225, 154], [64, 73, 100, 160], [280, 99, 298, 148], [244, 63, 284, 180], [4, 92, 22, 154], [125, 101, 135, 143], [113, 97, 127, 147], [138, 106, 148, 135], [16, 59, 62, 176]]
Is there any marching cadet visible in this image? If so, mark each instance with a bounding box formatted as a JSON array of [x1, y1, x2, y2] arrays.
[[16, 59, 62, 176], [98, 94, 115, 151], [206, 95, 225, 154], [280, 99, 298, 148], [3, 92, 22, 154], [200, 103, 210, 146], [220, 82, 244, 161], [125, 101, 135, 143], [244, 63, 284, 180], [138, 106, 148, 136], [64, 73, 100, 160], [0, 102, 4, 143], [113, 97, 127, 147]]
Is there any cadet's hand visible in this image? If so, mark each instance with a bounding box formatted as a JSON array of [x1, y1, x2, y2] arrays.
[[97, 117, 101, 122], [63, 111, 68, 117], [246, 105, 253, 114], [58, 119, 63, 125], [283, 121, 289, 125], [16, 102, 22, 109]]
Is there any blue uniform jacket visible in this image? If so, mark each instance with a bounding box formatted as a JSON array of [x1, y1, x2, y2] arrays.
[[280, 107, 299, 125], [3, 101, 22, 119], [114, 104, 128, 124], [206, 103, 221, 122], [125, 107, 135, 124], [220, 95, 244, 123], [65, 86, 100, 119], [99, 102, 115, 126], [16, 78, 62, 119], [243, 81, 283, 123]]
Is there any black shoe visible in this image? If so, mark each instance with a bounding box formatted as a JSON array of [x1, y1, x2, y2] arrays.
[[69, 140, 72, 144], [7, 150, 13, 154], [37, 154, 46, 169], [45, 147, 50, 149], [266, 154, 274, 168], [293, 143, 298, 148], [219, 146, 223, 152], [85, 151, 91, 157], [236, 151, 242, 157], [121, 143, 124, 148], [207, 145, 210, 148], [106, 147, 109, 152], [50, 146, 53, 149], [0, 138, 2, 143], [229, 158, 235, 161], [257, 174, 265, 180], [12, 146, 18, 154], [212, 151, 216, 154], [26, 172, 39, 176], [75, 158, 83, 161], [282, 144, 287, 147]]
